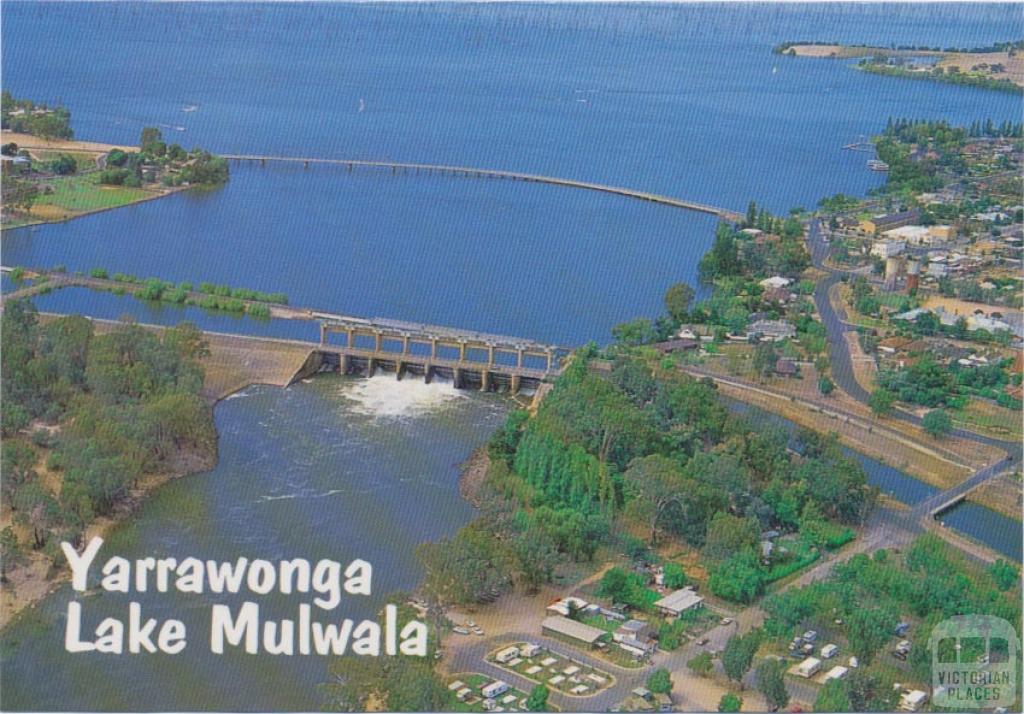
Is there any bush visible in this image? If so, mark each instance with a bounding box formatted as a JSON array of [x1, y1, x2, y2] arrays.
[[90, 268, 108, 279]]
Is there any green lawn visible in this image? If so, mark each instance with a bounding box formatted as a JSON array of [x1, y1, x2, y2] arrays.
[[35, 173, 153, 213]]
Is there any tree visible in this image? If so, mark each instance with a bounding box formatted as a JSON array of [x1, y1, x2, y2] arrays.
[[868, 388, 895, 416], [688, 651, 714, 677], [756, 658, 790, 711], [922, 409, 952, 439], [709, 549, 765, 603], [597, 566, 632, 603], [718, 693, 743, 712], [665, 282, 696, 322], [818, 376, 834, 396], [815, 679, 851, 712], [624, 455, 686, 544], [988, 559, 1020, 591], [753, 342, 777, 379], [647, 668, 672, 695], [722, 629, 762, 685], [0, 527, 24, 582], [847, 606, 895, 666], [140, 126, 164, 154], [525, 684, 549, 712], [704, 512, 759, 562], [663, 562, 687, 589]]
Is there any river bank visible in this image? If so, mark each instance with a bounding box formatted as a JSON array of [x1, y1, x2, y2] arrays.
[[0, 318, 314, 630]]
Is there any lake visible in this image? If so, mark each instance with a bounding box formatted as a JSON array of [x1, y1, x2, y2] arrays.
[[1, 3, 1020, 710]]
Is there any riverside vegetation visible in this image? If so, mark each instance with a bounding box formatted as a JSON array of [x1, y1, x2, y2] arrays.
[[0, 301, 216, 587]]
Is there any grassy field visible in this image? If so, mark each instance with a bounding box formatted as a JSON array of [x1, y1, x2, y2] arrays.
[[34, 173, 155, 214], [951, 398, 1023, 442]]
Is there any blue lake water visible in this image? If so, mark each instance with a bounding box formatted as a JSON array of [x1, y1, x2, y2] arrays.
[[2, 3, 1021, 710]]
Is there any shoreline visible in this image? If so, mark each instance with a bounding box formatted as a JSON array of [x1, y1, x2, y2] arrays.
[[458, 446, 491, 508], [1, 132, 200, 231], [0, 321, 315, 631]]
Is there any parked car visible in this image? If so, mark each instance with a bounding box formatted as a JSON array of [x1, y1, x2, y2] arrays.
[[453, 627, 470, 635], [697, 637, 710, 646], [720, 618, 734, 626]]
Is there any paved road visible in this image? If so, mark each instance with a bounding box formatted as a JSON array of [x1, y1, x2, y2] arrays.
[[807, 218, 1021, 475]]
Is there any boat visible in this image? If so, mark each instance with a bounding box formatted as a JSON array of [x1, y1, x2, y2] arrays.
[[867, 159, 889, 172]]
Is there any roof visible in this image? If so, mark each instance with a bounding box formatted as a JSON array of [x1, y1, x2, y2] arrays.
[[870, 209, 920, 228], [654, 587, 703, 613], [775, 358, 797, 375], [654, 339, 699, 353], [541, 616, 606, 644]]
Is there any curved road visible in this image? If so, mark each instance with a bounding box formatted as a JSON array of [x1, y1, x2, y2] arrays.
[[807, 218, 1021, 515]]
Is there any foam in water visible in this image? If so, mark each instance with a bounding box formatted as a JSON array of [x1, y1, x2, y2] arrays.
[[339, 375, 466, 418]]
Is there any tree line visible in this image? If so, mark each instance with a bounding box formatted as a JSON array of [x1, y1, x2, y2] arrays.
[[0, 302, 215, 577]]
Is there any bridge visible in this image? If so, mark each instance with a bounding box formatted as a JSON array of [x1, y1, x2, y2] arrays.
[[1, 268, 571, 394], [222, 154, 744, 222]]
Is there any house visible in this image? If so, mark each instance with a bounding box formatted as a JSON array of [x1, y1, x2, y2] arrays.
[[541, 616, 607, 647], [900, 690, 929, 712], [653, 587, 703, 619], [871, 239, 906, 258], [928, 224, 957, 241], [761, 286, 793, 304], [546, 596, 597, 618], [860, 209, 920, 234], [653, 339, 699, 354], [759, 276, 792, 289], [612, 619, 658, 654], [481, 681, 510, 699], [877, 336, 912, 355], [795, 657, 821, 678], [774, 358, 798, 378], [748, 319, 797, 342]]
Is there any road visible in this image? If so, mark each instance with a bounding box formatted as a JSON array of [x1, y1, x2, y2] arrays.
[[806, 218, 1021, 481]]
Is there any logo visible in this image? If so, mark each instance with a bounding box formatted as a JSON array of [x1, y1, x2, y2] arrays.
[[930, 614, 1019, 709]]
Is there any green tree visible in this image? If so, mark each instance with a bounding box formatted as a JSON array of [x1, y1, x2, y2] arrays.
[[847, 606, 895, 666], [868, 388, 895, 416], [624, 454, 686, 545], [709, 549, 765, 603], [663, 562, 687, 589], [988, 559, 1020, 591], [718, 693, 742, 712], [722, 629, 762, 685], [665, 282, 696, 322], [753, 342, 777, 378], [815, 679, 851, 712], [0, 527, 24, 582], [688, 651, 714, 677], [922, 409, 952, 439], [703, 512, 759, 562], [756, 658, 790, 711], [818, 376, 835, 396], [525, 684, 549, 712], [647, 668, 672, 695]]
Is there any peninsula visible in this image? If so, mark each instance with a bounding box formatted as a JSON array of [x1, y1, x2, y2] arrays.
[[775, 41, 1024, 93]]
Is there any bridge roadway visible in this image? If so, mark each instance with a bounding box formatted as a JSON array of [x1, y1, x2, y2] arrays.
[[222, 153, 745, 222]]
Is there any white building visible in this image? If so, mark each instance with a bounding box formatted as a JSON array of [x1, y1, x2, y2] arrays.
[[900, 690, 929, 712], [759, 276, 792, 289], [871, 240, 906, 258], [883, 225, 933, 245], [653, 587, 704, 619]]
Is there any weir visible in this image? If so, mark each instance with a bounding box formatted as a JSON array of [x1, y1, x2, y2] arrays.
[[305, 316, 570, 394]]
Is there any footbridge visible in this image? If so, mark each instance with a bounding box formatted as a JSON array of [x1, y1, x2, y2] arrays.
[[222, 154, 744, 222]]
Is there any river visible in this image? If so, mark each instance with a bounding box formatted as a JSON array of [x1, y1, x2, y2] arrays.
[[1, 3, 1021, 710]]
